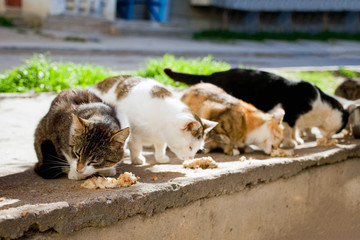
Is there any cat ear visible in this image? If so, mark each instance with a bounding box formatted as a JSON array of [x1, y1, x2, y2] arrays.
[[271, 108, 285, 124], [110, 127, 130, 147], [71, 114, 88, 134], [201, 118, 218, 134], [183, 120, 201, 133], [346, 104, 360, 114]]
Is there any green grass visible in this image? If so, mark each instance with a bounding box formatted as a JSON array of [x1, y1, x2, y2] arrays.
[[0, 54, 358, 94], [280, 71, 341, 94], [65, 36, 87, 42], [193, 30, 360, 42], [0, 54, 120, 93], [337, 66, 360, 78], [137, 54, 231, 87]]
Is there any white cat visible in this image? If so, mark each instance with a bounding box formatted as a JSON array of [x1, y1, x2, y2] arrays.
[[92, 75, 217, 165]]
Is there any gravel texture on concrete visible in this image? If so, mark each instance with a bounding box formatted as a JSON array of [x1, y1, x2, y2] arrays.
[[1, 93, 360, 239]]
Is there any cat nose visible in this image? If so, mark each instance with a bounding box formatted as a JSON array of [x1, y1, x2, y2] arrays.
[[76, 164, 85, 172], [188, 156, 193, 160]]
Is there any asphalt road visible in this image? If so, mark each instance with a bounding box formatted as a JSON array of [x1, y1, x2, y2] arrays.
[[1, 27, 360, 72]]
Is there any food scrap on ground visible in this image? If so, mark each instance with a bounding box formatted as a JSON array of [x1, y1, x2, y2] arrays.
[[316, 137, 339, 146], [239, 156, 247, 162], [183, 156, 218, 169], [270, 148, 294, 157], [81, 172, 139, 189]]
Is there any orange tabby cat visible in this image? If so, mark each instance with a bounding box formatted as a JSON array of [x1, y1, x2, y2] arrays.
[[181, 83, 285, 155]]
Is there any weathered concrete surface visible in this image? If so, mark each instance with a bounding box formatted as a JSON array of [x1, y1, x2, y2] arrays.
[[0, 93, 360, 239], [40, 159, 360, 240]]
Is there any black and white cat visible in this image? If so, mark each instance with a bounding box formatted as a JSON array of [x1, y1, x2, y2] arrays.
[[164, 68, 349, 147]]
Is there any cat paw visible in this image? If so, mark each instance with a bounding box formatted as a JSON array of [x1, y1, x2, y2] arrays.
[[201, 148, 211, 154], [131, 155, 146, 165], [98, 168, 116, 177], [281, 139, 296, 148], [155, 155, 170, 164], [295, 137, 304, 145], [232, 149, 240, 156], [243, 146, 254, 153]]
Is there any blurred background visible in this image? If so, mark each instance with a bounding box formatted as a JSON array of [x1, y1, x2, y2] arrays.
[[1, 0, 360, 34]]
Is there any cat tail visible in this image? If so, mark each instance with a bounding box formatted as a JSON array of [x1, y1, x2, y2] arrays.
[[163, 67, 211, 85]]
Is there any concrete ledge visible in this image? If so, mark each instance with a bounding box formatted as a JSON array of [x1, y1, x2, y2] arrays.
[[49, 159, 360, 240], [1, 139, 360, 239]]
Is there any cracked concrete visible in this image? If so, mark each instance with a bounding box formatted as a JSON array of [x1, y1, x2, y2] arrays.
[[0, 93, 360, 239]]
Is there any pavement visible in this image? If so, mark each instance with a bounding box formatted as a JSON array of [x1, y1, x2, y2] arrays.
[[1, 27, 360, 72], [1, 26, 360, 239]]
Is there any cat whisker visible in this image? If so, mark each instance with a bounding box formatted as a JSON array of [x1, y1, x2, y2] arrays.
[[51, 170, 66, 179], [45, 165, 67, 170], [44, 154, 69, 165]]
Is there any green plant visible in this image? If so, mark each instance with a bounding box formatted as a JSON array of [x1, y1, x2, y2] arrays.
[[0, 54, 355, 94], [337, 66, 359, 78], [0, 54, 119, 93], [16, 28, 27, 34], [0, 16, 14, 28], [280, 71, 340, 94], [65, 36, 87, 42], [137, 54, 231, 87]]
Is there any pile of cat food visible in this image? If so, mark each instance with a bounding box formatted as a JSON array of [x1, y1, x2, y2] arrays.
[[316, 137, 338, 146], [270, 148, 294, 157], [81, 172, 139, 189], [183, 156, 218, 169]]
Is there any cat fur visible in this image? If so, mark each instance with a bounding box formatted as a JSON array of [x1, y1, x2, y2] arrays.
[[34, 89, 129, 180], [182, 83, 284, 155], [164, 68, 349, 148], [92, 75, 217, 165]]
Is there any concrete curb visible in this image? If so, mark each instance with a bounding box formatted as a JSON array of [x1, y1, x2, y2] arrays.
[[1, 141, 359, 239]]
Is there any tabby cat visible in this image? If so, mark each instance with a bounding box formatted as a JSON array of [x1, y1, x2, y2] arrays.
[[34, 89, 130, 180], [92, 75, 217, 165], [164, 68, 349, 148], [335, 78, 360, 100], [182, 83, 285, 155]]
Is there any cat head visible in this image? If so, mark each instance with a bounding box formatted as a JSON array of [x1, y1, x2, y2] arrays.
[[245, 108, 285, 154], [166, 112, 217, 161], [69, 114, 130, 177]]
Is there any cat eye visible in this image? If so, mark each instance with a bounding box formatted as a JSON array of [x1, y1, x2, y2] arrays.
[[87, 160, 98, 166], [189, 146, 193, 151]]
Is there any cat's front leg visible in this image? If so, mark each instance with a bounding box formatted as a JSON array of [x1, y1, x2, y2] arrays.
[[154, 142, 170, 163], [128, 138, 146, 165], [293, 128, 304, 145], [281, 123, 297, 148], [223, 144, 239, 155]]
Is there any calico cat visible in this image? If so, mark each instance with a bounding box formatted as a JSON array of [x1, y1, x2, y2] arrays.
[[164, 68, 349, 148], [182, 83, 285, 155], [92, 75, 217, 165], [34, 89, 130, 180]]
